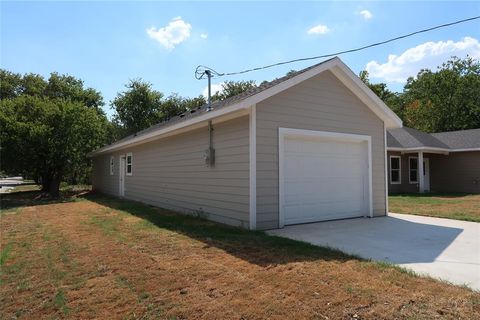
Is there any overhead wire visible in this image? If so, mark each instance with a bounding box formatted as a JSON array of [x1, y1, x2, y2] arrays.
[[195, 15, 480, 79]]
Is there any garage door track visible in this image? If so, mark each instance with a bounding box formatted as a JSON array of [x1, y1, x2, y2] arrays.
[[268, 213, 480, 290]]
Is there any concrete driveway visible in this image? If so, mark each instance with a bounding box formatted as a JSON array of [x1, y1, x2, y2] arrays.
[[268, 213, 480, 290]]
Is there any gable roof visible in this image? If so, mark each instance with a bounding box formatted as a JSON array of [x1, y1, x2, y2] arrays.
[[387, 127, 480, 152], [90, 57, 402, 156]]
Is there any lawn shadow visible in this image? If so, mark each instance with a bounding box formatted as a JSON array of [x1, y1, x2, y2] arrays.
[[84, 192, 355, 267], [1, 188, 89, 211]]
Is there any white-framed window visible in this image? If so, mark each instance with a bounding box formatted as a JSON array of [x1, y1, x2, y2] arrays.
[[126, 152, 133, 176], [109, 156, 114, 175], [409, 157, 418, 184], [389, 155, 401, 184]]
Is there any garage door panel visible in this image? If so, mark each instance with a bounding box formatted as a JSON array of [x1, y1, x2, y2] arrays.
[[285, 179, 363, 202], [285, 200, 364, 225], [282, 133, 369, 225]]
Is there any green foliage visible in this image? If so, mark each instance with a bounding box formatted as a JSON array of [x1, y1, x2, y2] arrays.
[[212, 80, 257, 101], [359, 70, 403, 116], [111, 79, 164, 135], [0, 70, 108, 195], [360, 56, 480, 133], [1, 70, 105, 115], [111, 79, 207, 136], [402, 56, 480, 132]]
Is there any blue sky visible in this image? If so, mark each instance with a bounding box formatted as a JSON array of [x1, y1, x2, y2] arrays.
[[2, 1, 480, 118]]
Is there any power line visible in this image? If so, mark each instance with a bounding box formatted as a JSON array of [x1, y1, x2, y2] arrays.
[[196, 15, 480, 78]]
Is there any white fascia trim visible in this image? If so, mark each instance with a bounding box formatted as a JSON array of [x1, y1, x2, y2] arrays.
[[388, 147, 450, 154], [90, 106, 251, 156], [388, 146, 480, 153], [329, 61, 402, 129], [90, 57, 402, 157], [249, 104, 257, 230], [384, 127, 389, 214], [449, 148, 480, 152], [278, 128, 373, 228]]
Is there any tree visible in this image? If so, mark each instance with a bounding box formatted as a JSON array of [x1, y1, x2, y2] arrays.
[[180, 95, 206, 110], [212, 80, 257, 101], [360, 57, 480, 132], [0, 70, 110, 196], [401, 56, 480, 132], [359, 70, 402, 116], [1, 96, 106, 196], [111, 80, 206, 136], [111, 79, 165, 135]]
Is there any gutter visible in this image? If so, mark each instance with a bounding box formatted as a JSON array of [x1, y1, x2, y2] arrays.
[[387, 147, 480, 153], [88, 101, 252, 157]]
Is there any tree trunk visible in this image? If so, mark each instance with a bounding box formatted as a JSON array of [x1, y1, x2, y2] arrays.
[[41, 175, 51, 192], [48, 175, 61, 198]]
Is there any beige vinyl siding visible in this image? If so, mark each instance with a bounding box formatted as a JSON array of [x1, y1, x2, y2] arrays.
[[256, 70, 386, 230], [93, 116, 250, 228], [92, 154, 119, 196], [429, 151, 480, 193]]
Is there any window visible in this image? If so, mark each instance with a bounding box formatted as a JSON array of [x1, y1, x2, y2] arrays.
[[126, 153, 133, 176], [109, 156, 114, 175], [389, 156, 401, 184], [409, 157, 418, 183]]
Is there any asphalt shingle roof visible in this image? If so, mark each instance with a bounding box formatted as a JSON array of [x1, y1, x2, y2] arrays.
[[99, 58, 337, 152], [387, 127, 480, 150], [432, 129, 480, 149]]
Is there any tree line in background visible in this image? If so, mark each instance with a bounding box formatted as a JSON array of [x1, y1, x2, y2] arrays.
[[1, 56, 478, 196], [360, 56, 480, 132]]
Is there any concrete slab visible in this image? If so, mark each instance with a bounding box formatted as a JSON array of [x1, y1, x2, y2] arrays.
[[267, 213, 480, 291]]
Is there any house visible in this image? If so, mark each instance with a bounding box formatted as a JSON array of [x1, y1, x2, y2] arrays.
[[387, 127, 480, 194], [89, 57, 402, 230]]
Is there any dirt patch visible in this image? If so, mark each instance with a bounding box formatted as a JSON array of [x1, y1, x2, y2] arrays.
[[1, 193, 479, 319]]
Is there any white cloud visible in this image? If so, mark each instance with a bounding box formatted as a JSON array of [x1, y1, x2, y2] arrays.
[[146, 16, 192, 49], [359, 10, 373, 20], [200, 33, 208, 39], [202, 83, 224, 98], [366, 37, 480, 83], [307, 24, 330, 35]]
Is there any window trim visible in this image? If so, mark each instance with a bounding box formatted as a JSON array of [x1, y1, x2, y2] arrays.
[[409, 156, 418, 184], [126, 152, 133, 176], [389, 155, 401, 185], [109, 156, 114, 175]]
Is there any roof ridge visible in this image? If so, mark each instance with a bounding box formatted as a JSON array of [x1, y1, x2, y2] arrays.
[[431, 127, 480, 135], [103, 57, 339, 146]]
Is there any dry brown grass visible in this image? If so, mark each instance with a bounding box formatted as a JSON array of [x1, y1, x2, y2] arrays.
[[389, 193, 480, 222], [1, 192, 479, 319]]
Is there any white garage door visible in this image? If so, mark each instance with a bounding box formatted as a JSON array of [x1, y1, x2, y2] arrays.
[[280, 129, 371, 226]]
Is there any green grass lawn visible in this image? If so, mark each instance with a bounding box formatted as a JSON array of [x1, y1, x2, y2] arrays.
[[389, 193, 480, 222]]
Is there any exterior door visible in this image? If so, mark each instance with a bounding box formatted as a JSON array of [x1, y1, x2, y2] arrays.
[[423, 158, 430, 192], [119, 156, 126, 197]]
